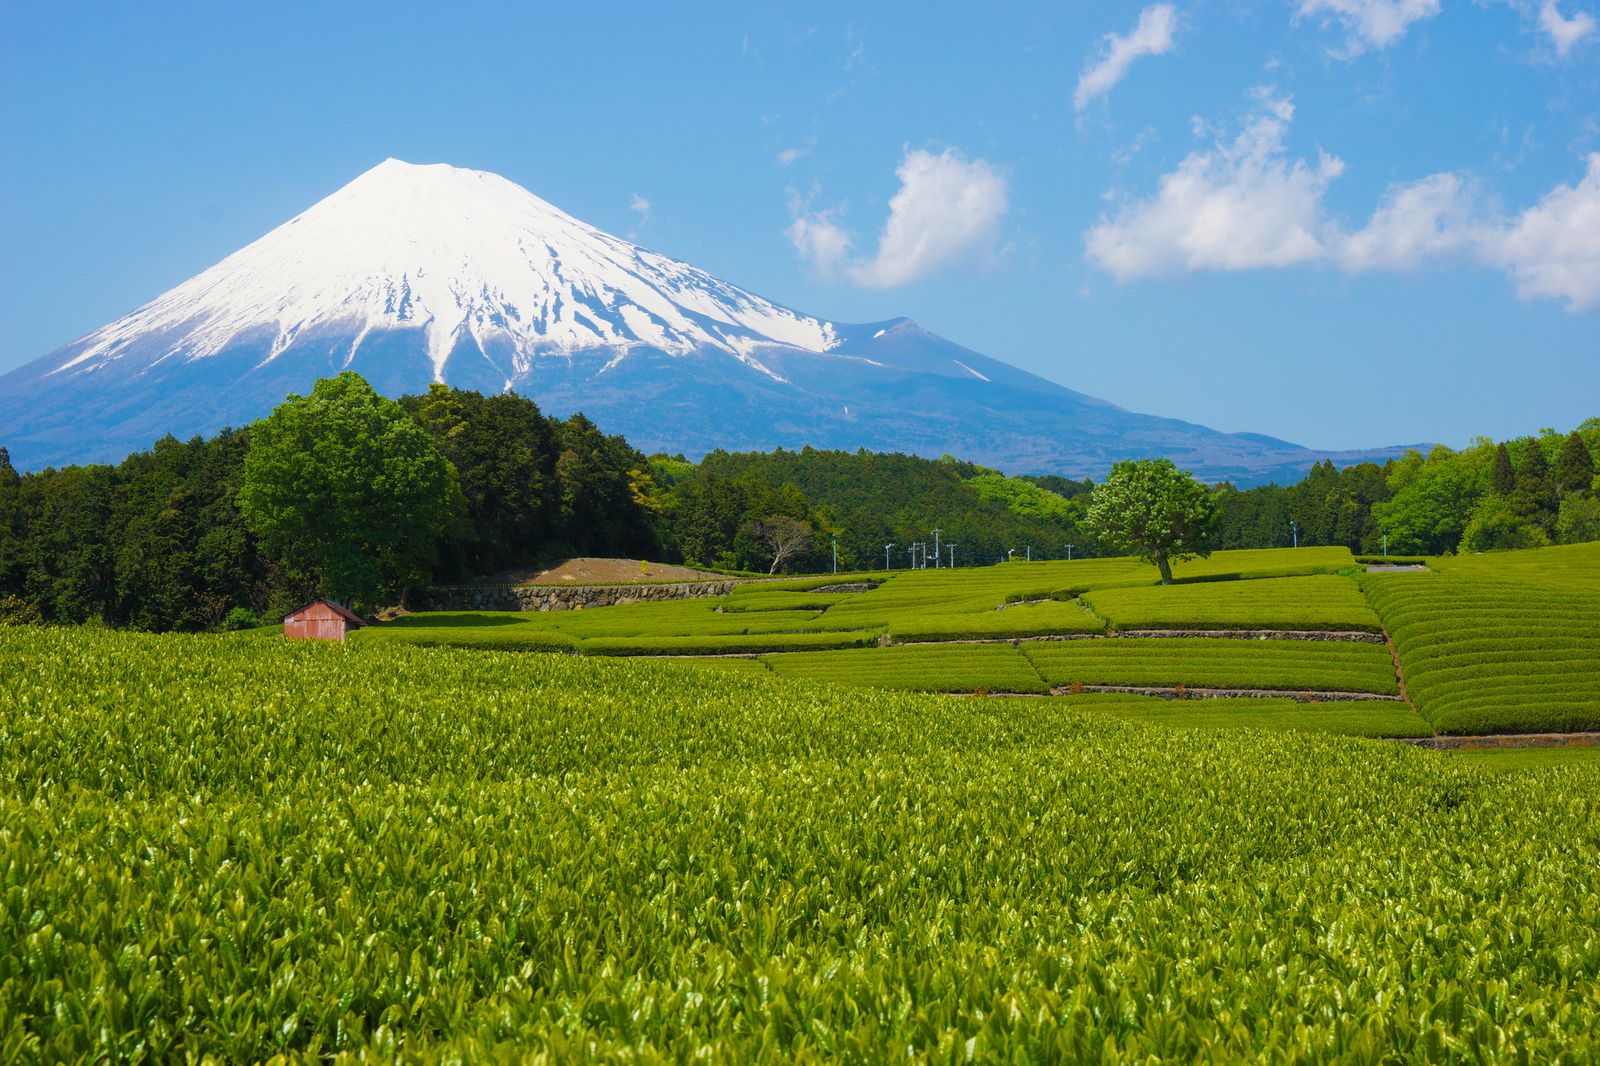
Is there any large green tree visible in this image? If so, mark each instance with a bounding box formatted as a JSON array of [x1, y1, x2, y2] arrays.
[[237, 373, 463, 609], [1085, 459, 1216, 584], [399, 385, 560, 576]]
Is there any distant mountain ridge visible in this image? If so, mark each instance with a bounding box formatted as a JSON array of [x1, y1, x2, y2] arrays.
[[0, 159, 1412, 482]]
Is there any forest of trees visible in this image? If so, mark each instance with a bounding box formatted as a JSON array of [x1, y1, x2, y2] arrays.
[[0, 381, 661, 630], [1211, 423, 1600, 556], [653, 448, 1097, 573], [0, 372, 1594, 632]]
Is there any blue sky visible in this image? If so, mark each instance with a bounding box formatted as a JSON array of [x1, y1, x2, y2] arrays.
[[2, 1, 1596, 450]]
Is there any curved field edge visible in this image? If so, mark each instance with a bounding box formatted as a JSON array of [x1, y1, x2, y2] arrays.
[[3, 627, 1600, 1060], [1361, 558, 1600, 736]]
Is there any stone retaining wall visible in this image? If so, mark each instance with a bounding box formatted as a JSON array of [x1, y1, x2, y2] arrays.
[[1114, 629, 1386, 643], [424, 580, 746, 612], [1059, 684, 1403, 702]]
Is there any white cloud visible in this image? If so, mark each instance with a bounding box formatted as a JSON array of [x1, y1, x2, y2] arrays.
[[1493, 153, 1600, 311], [1084, 98, 1600, 313], [1085, 95, 1343, 278], [787, 148, 1009, 287], [628, 194, 651, 223], [1539, 0, 1597, 54], [853, 149, 1009, 286], [1338, 173, 1485, 270], [1074, 5, 1178, 111], [778, 147, 807, 167], [1296, 0, 1441, 53], [786, 210, 854, 280]]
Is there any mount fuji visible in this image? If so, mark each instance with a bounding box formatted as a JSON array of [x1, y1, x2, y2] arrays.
[[0, 159, 1400, 480]]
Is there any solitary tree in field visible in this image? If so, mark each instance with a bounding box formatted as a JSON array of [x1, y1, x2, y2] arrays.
[[237, 372, 464, 609], [1086, 459, 1217, 584], [742, 515, 814, 574]]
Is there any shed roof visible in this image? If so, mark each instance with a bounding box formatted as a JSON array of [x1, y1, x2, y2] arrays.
[[284, 599, 366, 627]]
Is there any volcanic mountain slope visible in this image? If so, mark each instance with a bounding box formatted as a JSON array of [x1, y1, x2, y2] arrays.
[[0, 159, 1401, 481]]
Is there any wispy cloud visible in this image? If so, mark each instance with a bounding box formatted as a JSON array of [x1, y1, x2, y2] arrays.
[[1074, 5, 1178, 111], [787, 148, 1009, 287], [1538, 0, 1597, 55], [777, 138, 816, 168], [1085, 95, 1600, 312], [627, 193, 651, 238], [1295, 0, 1441, 55]]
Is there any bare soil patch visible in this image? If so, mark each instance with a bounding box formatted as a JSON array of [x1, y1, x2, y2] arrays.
[[514, 558, 729, 585]]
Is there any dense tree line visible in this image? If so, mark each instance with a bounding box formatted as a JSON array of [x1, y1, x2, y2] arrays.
[[0, 378, 659, 628], [652, 448, 1097, 572], [1, 371, 1594, 631], [1209, 422, 1599, 555]]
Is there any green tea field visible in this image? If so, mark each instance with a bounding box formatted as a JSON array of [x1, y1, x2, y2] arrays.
[[3, 625, 1599, 1060], [341, 542, 1600, 738]]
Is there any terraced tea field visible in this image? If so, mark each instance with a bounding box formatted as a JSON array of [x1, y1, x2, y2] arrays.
[[1081, 573, 1382, 631], [364, 547, 1359, 654], [347, 542, 1596, 739], [765, 643, 1050, 693], [1055, 693, 1433, 738], [3, 626, 1597, 1059], [1363, 542, 1600, 735], [1023, 637, 1400, 695]]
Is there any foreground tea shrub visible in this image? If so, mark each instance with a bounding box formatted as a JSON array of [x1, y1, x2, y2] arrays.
[[2, 627, 1598, 1060]]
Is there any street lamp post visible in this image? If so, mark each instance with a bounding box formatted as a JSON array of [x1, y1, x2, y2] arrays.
[[1290, 520, 1299, 549]]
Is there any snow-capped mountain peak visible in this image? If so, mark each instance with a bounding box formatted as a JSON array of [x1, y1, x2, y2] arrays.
[[2, 157, 1407, 482], [55, 158, 838, 384]]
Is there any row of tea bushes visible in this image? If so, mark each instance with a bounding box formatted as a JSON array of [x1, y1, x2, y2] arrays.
[[1363, 565, 1600, 734]]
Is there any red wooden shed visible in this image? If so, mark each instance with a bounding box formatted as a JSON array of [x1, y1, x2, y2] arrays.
[[283, 600, 365, 641]]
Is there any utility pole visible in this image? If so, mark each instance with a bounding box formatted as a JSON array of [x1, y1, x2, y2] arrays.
[[948, 544, 956, 568], [1290, 520, 1299, 549], [932, 528, 942, 569], [908, 545, 917, 570], [1065, 544, 1074, 561], [885, 542, 895, 571], [1025, 543, 1031, 562], [831, 533, 837, 575], [1383, 534, 1387, 558]]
